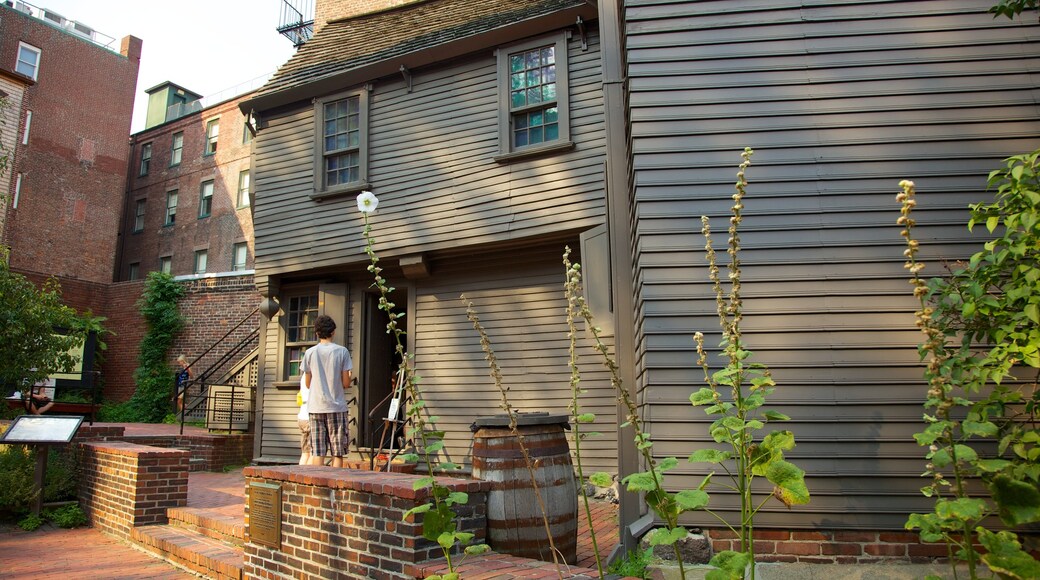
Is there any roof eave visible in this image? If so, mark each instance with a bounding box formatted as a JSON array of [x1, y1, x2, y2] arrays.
[[240, 3, 596, 116]]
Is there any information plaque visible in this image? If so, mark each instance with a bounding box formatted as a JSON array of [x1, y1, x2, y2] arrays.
[[248, 482, 282, 549], [0, 415, 83, 444]]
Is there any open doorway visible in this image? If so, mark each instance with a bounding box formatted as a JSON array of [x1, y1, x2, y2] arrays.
[[359, 290, 407, 450]]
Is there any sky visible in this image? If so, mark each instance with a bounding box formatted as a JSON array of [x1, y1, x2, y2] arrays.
[[29, 0, 298, 132]]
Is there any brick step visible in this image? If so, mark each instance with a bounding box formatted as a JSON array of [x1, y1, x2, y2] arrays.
[[409, 552, 638, 579], [131, 524, 243, 580], [168, 506, 245, 547]]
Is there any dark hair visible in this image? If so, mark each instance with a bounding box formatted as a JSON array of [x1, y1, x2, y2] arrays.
[[314, 314, 336, 339]]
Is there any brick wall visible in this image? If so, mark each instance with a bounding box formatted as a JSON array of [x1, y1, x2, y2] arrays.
[[242, 466, 488, 579], [101, 280, 149, 401], [77, 441, 189, 539], [704, 528, 954, 565], [0, 5, 141, 283], [315, 0, 423, 32]]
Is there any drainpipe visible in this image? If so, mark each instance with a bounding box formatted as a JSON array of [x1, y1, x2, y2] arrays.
[[597, 0, 642, 558]]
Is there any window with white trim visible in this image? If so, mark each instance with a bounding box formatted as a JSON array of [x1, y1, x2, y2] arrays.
[[237, 170, 250, 208], [159, 256, 172, 275], [15, 42, 41, 80], [21, 110, 31, 145], [193, 249, 208, 275], [313, 88, 368, 198], [139, 142, 152, 176], [164, 190, 178, 226], [133, 199, 146, 233], [171, 132, 183, 166], [232, 242, 248, 272], [198, 180, 214, 218], [204, 118, 219, 155], [496, 32, 572, 159]]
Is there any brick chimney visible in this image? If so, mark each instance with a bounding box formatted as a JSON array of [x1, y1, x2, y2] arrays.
[[314, 0, 424, 34]]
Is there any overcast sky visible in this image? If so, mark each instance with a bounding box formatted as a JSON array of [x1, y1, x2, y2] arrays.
[[30, 0, 298, 132]]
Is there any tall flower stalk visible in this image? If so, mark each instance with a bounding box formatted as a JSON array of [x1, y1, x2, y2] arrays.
[[689, 148, 809, 580], [462, 296, 565, 578], [563, 250, 605, 578], [356, 192, 488, 579]]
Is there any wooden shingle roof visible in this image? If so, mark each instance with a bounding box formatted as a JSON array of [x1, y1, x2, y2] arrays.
[[244, 0, 594, 112]]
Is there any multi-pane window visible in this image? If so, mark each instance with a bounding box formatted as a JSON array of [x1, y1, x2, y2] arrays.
[[205, 119, 219, 155], [128, 262, 140, 281], [198, 180, 214, 218], [164, 190, 178, 226], [242, 122, 253, 145], [237, 170, 250, 208], [285, 294, 319, 377], [133, 199, 146, 233], [497, 33, 571, 156], [139, 142, 152, 176], [15, 42, 41, 80], [171, 132, 184, 166], [159, 256, 172, 275], [232, 242, 248, 272], [314, 89, 368, 196], [193, 249, 208, 275]]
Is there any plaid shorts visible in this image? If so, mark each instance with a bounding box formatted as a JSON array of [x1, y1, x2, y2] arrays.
[[309, 412, 349, 458]]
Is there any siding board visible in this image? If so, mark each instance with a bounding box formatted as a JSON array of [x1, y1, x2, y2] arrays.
[[625, 0, 1040, 530]]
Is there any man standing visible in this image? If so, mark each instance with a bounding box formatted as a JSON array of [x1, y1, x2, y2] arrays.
[[301, 314, 353, 467]]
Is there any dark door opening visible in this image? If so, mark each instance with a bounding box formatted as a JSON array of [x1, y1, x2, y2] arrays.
[[359, 290, 406, 449]]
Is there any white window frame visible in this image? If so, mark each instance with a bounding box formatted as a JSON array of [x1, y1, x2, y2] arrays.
[[193, 249, 208, 275], [232, 242, 248, 272], [15, 42, 41, 80], [312, 87, 369, 200], [198, 180, 214, 218], [237, 169, 250, 208], [204, 118, 219, 156], [133, 198, 146, 233], [164, 190, 178, 226], [21, 110, 31, 145], [139, 142, 152, 176], [170, 132, 183, 166], [495, 32, 573, 161], [159, 256, 172, 275]]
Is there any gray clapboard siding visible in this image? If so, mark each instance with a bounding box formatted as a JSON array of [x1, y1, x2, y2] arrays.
[[251, 28, 605, 279], [413, 243, 619, 473], [625, 0, 1039, 529]]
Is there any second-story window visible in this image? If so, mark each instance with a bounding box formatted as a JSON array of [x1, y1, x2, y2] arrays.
[[193, 249, 208, 275], [139, 143, 152, 176], [15, 42, 41, 80], [232, 242, 248, 271], [313, 89, 368, 198], [164, 190, 178, 226], [128, 262, 140, 281], [159, 256, 172, 275], [133, 199, 146, 233], [237, 170, 250, 208], [199, 180, 214, 218], [171, 132, 184, 166], [496, 32, 572, 158], [205, 119, 219, 155]]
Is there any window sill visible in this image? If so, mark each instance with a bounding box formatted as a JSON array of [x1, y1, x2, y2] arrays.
[[494, 140, 574, 163], [274, 380, 300, 390], [310, 182, 371, 202]]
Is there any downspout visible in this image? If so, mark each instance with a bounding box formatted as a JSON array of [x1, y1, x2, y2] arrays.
[[597, 0, 643, 557]]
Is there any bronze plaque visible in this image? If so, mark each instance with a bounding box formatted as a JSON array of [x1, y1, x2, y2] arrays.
[[248, 482, 282, 549]]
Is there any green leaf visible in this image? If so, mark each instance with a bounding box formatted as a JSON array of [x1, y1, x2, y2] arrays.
[[622, 471, 659, 492], [413, 476, 435, 491], [764, 459, 810, 506], [953, 444, 979, 464], [589, 472, 613, 487], [437, 532, 455, 549], [690, 388, 716, 406], [646, 526, 688, 546], [990, 475, 1040, 526], [761, 430, 796, 454], [403, 502, 433, 519], [576, 413, 596, 423], [707, 550, 750, 580], [675, 489, 710, 512], [464, 543, 492, 555], [689, 449, 732, 464], [762, 410, 790, 421], [978, 528, 1040, 580], [935, 498, 987, 523], [962, 420, 999, 437], [455, 531, 474, 545], [422, 504, 456, 542], [657, 457, 679, 472], [721, 416, 745, 431], [446, 491, 468, 506]]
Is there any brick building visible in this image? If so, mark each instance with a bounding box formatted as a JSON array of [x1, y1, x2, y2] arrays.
[[0, 66, 32, 240], [0, 1, 141, 286], [117, 84, 255, 281]]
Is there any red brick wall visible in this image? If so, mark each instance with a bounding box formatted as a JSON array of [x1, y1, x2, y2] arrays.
[[120, 95, 255, 281], [242, 467, 488, 579], [77, 441, 189, 539], [0, 5, 141, 283], [315, 0, 422, 32], [705, 528, 953, 565]]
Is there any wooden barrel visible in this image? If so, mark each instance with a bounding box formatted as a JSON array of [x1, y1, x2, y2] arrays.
[[471, 415, 577, 564]]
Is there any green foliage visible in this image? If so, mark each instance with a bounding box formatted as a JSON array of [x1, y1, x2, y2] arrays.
[[18, 512, 44, 531], [989, 0, 1039, 19], [0, 247, 85, 395], [899, 149, 1040, 580], [0, 438, 79, 521], [45, 503, 87, 528], [607, 547, 653, 579], [687, 149, 808, 579], [125, 272, 185, 423]]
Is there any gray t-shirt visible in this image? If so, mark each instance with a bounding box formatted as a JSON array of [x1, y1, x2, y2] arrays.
[[300, 342, 353, 414]]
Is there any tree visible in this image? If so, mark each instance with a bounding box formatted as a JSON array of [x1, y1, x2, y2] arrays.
[[0, 247, 84, 395]]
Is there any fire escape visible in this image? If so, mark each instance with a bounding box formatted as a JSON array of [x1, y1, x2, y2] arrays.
[[277, 0, 314, 46]]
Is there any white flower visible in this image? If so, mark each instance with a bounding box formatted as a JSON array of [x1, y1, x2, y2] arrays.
[[357, 191, 379, 213]]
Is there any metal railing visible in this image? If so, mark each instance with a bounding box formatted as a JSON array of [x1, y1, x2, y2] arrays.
[[176, 307, 259, 434]]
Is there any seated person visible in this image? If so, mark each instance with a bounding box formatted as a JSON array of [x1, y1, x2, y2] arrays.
[[24, 386, 54, 415]]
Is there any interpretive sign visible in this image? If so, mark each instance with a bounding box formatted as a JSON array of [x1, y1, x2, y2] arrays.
[[0, 415, 83, 444], [248, 482, 282, 549]]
